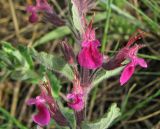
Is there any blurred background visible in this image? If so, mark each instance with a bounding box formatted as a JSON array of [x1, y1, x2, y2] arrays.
[[0, 0, 160, 129]]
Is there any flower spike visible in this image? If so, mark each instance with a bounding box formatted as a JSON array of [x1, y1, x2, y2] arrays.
[[67, 74, 85, 111], [78, 18, 103, 69], [27, 0, 52, 23], [27, 79, 69, 127], [102, 30, 147, 85], [119, 31, 147, 85], [27, 95, 50, 126]]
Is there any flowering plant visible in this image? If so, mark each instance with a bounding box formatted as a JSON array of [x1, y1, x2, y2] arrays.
[[25, 0, 148, 128]]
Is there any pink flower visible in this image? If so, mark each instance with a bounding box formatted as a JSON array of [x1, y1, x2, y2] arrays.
[[120, 42, 147, 85], [67, 93, 84, 111], [78, 20, 103, 69], [27, 96, 50, 126], [120, 57, 147, 85], [67, 83, 85, 111], [27, 81, 70, 127], [27, 0, 52, 23]]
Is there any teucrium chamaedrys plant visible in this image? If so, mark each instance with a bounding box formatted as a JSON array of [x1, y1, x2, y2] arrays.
[[26, 0, 148, 128]]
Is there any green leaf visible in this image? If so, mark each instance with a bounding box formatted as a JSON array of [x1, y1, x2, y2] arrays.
[[63, 107, 76, 129], [18, 45, 34, 69], [1, 42, 30, 70], [0, 50, 12, 67], [47, 71, 62, 99], [33, 26, 71, 47], [1, 42, 16, 53], [71, 1, 84, 33], [57, 101, 76, 129], [82, 103, 121, 129], [0, 42, 40, 83], [30, 48, 74, 81], [93, 67, 124, 86], [10, 69, 39, 82], [48, 119, 70, 129], [0, 69, 11, 82]]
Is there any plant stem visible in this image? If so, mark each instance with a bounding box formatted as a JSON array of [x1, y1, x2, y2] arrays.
[[75, 110, 85, 129], [101, 0, 113, 52]]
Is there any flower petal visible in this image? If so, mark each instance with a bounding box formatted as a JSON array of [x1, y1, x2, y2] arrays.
[[29, 12, 38, 23], [83, 19, 96, 43], [82, 39, 100, 47], [33, 102, 50, 126], [136, 58, 147, 68], [120, 63, 135, 85], [27, 6, 38, 23], [27, 98, 37, 105], [27, 6, 36, 13], [67, 93, 84, 111], [78, 42, 103, 69]]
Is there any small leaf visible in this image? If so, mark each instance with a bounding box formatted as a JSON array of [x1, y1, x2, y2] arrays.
[[0, 50, 12, 67], [18, 45, 34, 69], [1, 42, 30, 70], [33, 26, 71, 47], [58, 104, 76, 129], [2, 42, 15, 53], [0, 69, 11, 82], [82, 103, 121, 129], [0, 42, 40, 83], [10, 69, 39, 83], [71, 0, 84, 33], [47, 71, 61, 99], [93, 67, 124, 86], [30, 48, 74, 81], [63, 108, 76, 129]]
